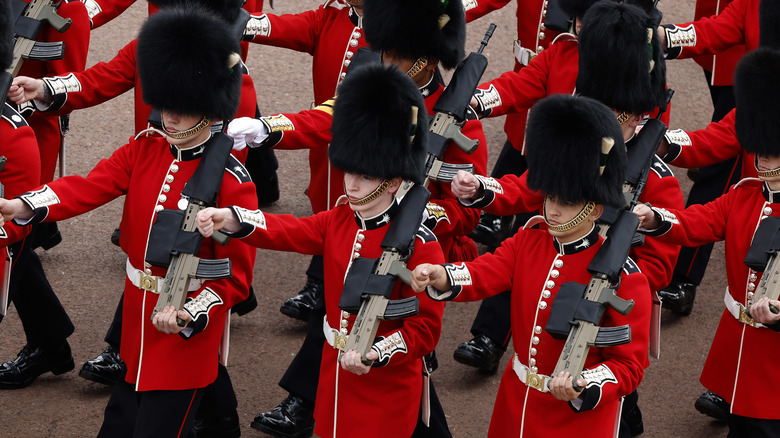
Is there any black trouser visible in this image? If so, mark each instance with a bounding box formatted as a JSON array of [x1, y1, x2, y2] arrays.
[[98, 376, 204, 438], [0, 226, 74, 347], [727, 415, 780, 438], [671, 70, 740, 286]]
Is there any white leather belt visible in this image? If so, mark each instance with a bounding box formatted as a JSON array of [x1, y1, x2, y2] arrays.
[[322, 316, 347, 350], [513, 40, 536, 67], [723, 287, 764, 328], [126, 258, 202, 294], [513, 354, 551, 393]]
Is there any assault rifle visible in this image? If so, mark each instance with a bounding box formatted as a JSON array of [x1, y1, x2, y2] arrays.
[[547, 208, 637, 391], [743, 216, 780, 318], [339, 25, 496, 364], [8, 0, 72, 76], [149, 135, 233, 326]]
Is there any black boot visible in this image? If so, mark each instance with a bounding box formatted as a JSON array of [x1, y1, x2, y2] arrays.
[[694, 390, 730, 422], [79, 344, 125, 386], [453, 334, 504, 374], [469, 213, 512, 248], [250, 393, 314, 438], [657, 280, 697, 315], [190, 411, 241, 438], [231, 286, 258, 316], [257, 172, 281, 207], [280, 277, 321, 322], [0, 341, 74, 389], [110, 226, 121, 247]]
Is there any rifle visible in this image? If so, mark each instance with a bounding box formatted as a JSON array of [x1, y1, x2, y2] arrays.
[[339, 25, 496, 364], [149, 135, 233, 326], [547, 209, 637, 391], [743, 216, 780, 318], [8, 0, 72, 76]]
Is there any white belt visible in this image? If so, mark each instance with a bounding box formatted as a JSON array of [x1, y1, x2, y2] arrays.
[[322, 316, 348, 350], [126, 258, 203, 294], [723, 288, 764, 328], [513, 354, 551, 393], [513, 40, 536, 67]]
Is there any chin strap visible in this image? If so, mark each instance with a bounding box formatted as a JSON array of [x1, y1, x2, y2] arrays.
[[755, 156, 780, 178], [162, 116, 211, 140], [345, 179, 392, 206], [544, 200, 595, 233]]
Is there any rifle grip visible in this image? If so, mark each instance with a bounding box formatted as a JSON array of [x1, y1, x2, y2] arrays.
[[212, 230, 231, 246]]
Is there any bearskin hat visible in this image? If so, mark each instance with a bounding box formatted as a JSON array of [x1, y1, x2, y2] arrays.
[[363, 0, 465, 70], [137, 6, 242, 121], [559, 0, 655, 21], [576, 1, 667, 115], [149, 0, 244, 23], [329, 64, 428, 184], [759, 0, 780, 49], [526, 95, 627, 208], [0, 0, 13, 72], [734, 48, 780, 156]]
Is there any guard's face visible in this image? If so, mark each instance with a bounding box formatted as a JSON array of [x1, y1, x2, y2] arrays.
[[381, 49, 415, 73], [757, 155, 780, 173], [343, 173, 398, 217], [543, 195, 599, 242], [161, 111, 202, 134]]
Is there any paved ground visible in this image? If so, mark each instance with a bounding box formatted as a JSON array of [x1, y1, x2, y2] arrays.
[[0, 0, 734, 437]]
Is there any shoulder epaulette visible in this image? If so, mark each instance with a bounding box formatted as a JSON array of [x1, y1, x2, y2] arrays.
[[225, 155, 252, 183], [622, 256, 641, 275], [649, 155, 674, 179], [2, 103, 29, 129], [416, 224, 438, 243]]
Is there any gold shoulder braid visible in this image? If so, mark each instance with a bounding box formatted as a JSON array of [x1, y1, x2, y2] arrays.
[[544, 200, 596, 233]]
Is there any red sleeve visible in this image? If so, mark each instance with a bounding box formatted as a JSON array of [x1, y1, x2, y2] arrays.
[[669, 110, 741, 169], [650, 186, 738, 247], [262, 105, 334, 151], [669, 0, 749, 58], [87, 0, 138, 29], [248, 7, 322, 54], [0, 120, 41, 245], [464, 0, 513, 22], [478, 172, 544, 216]]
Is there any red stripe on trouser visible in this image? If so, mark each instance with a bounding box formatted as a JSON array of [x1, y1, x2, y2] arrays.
[[176, 388, 200, 438]]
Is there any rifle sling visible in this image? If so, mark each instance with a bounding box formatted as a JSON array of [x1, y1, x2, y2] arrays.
[[744, 216, 780, 271]]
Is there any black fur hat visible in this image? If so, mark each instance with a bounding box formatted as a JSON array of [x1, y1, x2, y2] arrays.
[[363, 0, 466, 69], [759, 0, 780, 49], [149, 0, 245, 23], [734, 48, 780, 156], [576, 1, 667, 115], [526, 95, 627, 207], [0, 0, 12, 72], [559, 0, 655, 20], [137, 6, 242, 121], [329, 64, 428, 184]]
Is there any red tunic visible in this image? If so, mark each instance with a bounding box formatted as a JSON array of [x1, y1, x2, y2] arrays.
[[664, 109, 756, 179], [692, 0, 745, 85], [18, 0, 91, 184], [261, 74, 487, 262], [665, 0, 758, 66], [648, 179, 780, 419], [431, 226, 651, 437], [16, 133, 257, 391], [464, 0, 564, 150], [245, 2, 369, 213], [463, 152, 684, 293], [231, 203, 445, 438]]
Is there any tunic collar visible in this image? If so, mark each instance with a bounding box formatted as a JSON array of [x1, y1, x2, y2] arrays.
[[169, 134, 212, 161], [348, 5, 362, 27], [420, 70, 443, 98], [553, 225, 600, 255], [354, 199, 400, 230], [762, 182, 780, 204]]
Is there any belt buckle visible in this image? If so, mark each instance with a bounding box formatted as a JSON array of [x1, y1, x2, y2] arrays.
[[139, 274, 158, 293], [333, 333, 347, 351], [526, 373, 545, 391], [739, 306, 756, 327]]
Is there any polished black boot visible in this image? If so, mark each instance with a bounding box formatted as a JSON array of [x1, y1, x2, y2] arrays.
[[250, 393, 314, 438], [0, 341, 75, 389], [469, 212, 512, 249], [79, 344, 125, 386], [657, 280, 697, 315], [110, 226, 121, 247], [257, 172, 281, 207], [190, 411, 241, 438], [694, 390, 730, 422], [231, 286, 258, 316], [280, 277, 321, 322], [453, 334, 504, 374]]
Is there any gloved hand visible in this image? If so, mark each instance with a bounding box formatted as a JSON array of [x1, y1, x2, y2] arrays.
[[227, 117, 269, 151]]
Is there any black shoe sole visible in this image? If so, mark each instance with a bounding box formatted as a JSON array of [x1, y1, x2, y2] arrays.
[[660, 300, 694, 316], [249, 420, 314, 438], [0, 357, 75, 389], [694, 398, 729, 422], [279, 304, 311, 322], [453, 348, 499, 374], [78, 366, 121, 386]]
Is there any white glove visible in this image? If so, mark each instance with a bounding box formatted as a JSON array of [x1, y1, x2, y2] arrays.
[[227, 117, 269, 151]]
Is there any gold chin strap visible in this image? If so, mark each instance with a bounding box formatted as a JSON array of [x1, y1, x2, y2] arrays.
[[162, 116, 210, 140], [406, 56, 429, 79], [544, 200, 596, 233], [616, 111, 631, 125], [755, 156, 780, 178], [345, 179, 392, 206]]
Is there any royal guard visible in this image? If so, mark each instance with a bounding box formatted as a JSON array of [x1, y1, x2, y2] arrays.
[[411, 94, 652, 438], [0, 7, 257, 436], [0, 0, 76, 390], [634, 47, 780, 437], [196, 63, 446, 438]]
